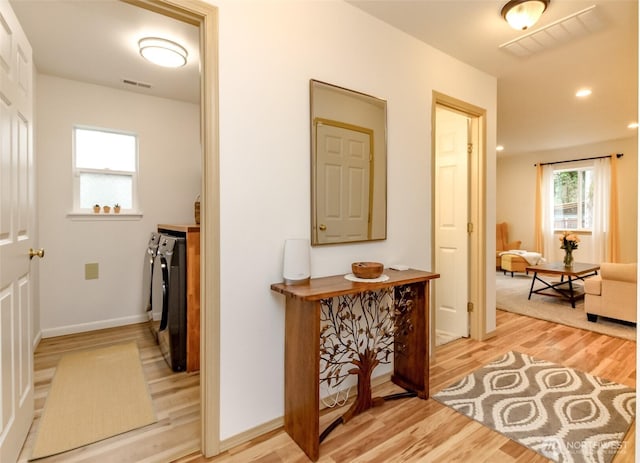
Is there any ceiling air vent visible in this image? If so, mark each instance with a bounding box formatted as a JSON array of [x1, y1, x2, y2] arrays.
[[122, 79, 152, 89], [499, 5, 604, 57]]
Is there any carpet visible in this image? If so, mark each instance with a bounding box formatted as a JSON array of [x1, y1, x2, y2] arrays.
[[433, 351, 636, 463], [496, 272, 636, 341], [30, 342, 156, 460]]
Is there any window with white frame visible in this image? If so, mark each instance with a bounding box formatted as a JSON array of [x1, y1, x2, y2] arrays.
[[73, 127, 138, 212], [552, 167, 593, 231]]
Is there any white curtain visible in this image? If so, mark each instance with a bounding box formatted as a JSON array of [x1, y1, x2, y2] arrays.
[[540, 164, 555, 259], [538, 158, 614, 263], [592, 157, 611, 263]]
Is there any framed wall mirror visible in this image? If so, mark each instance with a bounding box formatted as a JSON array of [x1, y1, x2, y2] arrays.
[[310, 80, 387, 245]]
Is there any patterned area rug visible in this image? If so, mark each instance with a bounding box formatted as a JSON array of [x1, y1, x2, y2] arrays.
[[433, 351, 636, 463]]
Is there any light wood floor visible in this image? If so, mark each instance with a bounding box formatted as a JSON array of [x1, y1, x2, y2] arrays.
[[16, 311, 636, 463], [178, 309, 636, 463], [17, 322, 200, 463]]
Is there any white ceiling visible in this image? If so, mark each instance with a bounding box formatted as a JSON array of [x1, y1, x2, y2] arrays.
[[9, 1, 638, 157], [349, 0, 638, 156], [10, 0, 200, 104]]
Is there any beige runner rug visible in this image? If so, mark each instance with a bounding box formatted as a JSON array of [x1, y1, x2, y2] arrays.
[[30, 342, 156, 460]]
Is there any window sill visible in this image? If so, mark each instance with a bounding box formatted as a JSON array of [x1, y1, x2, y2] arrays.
[[66, 212, 143, 221], [553, 229, 592, 235]]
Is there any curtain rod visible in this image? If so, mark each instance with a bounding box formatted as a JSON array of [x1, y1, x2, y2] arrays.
[[534, 153, 623, 167]]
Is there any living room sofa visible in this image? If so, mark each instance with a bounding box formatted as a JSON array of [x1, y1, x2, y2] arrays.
[[584, 262, 637, 324]]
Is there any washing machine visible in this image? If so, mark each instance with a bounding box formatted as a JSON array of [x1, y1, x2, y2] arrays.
[[143, 232, 161, 335], [152, 234, 187, 372]]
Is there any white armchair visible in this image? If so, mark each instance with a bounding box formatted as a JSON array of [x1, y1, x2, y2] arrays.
[[584, 263, 637, 324]]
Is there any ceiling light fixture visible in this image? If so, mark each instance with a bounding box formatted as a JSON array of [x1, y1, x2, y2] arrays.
[[575, 88, 592, 98], [628, 122, 638, 129], [501, 0, 550, 31], [496, 145, 505, 151], [138, 37, 188, 68]]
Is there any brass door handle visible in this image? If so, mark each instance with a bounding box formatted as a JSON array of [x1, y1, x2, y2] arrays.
[[29, 248, 45, 260], [319, 224, 327, 231]]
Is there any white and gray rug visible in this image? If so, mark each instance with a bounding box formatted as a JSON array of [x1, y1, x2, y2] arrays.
[[433, 351, 636, 463], [495, 272, 635, 341]]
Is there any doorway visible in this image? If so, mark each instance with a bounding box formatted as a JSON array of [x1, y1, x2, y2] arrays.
[[102, 0, 221, 457], [433, 104, 471, 344], [431, 91, 487, 350], [9, 0, 220, 460]]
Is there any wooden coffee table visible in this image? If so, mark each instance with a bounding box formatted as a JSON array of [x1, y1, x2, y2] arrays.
[[525, 262, 600, 308]]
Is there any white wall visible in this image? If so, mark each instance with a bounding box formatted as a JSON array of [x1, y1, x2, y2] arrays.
[[497, 136, 638, 263], [36, 74, 200, 336], [213, 0, 497, 440]]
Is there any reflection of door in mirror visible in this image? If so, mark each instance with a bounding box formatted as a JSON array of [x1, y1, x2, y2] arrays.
[[310, 80, 387, 246], [315, 120, 372, 243]]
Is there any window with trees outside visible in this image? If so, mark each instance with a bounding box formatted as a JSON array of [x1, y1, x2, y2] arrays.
[[553, 167, 593, 231], [73, 126, 138, 213]]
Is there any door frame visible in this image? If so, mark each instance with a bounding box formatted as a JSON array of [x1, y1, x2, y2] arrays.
[[431, 91, 488, 347], [122, 0, 220, 457]]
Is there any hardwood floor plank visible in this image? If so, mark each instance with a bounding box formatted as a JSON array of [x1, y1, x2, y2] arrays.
[[495, 438, 545, 462], [19, 311, 635, 462], [179, 310, 635, 463]]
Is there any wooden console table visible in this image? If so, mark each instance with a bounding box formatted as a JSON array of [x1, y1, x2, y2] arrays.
[[271, 269, 439, 461]]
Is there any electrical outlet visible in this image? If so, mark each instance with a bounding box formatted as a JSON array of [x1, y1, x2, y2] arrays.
[[85, 263, 99, 280]]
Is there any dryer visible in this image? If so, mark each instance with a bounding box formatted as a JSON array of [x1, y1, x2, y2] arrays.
[[152, 234, 187, 372], [143, 232, 161, 336]]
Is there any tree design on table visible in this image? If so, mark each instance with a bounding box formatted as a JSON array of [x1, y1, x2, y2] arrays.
[[319, 285, 415, 422]]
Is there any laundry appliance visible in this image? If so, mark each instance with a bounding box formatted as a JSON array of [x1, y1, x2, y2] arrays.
[[143, 232, 161, 336], [152, 233, 187, 372]]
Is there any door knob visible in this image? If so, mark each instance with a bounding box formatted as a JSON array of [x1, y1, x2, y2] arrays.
[[319, 224, 327, 231], [29, 248, 45, 260]]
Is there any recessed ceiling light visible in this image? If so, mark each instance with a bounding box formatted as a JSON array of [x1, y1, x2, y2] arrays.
[[496, 145, 505, 151], [628, 122, 639, 129], [138, 37, 188, 68], [575, 88, 592, 98]]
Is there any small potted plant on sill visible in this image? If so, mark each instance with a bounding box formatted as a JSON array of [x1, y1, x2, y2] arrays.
[[93, 204, 100, 214], [113, 203, 121, 214], [103, 205, 111, 213]]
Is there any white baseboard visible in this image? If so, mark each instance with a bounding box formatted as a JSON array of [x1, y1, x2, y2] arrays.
[[32, 331, 42, 350], [40, 314, 149, 338], [483, 328, 497, 341], [220, 416, 284, 452]]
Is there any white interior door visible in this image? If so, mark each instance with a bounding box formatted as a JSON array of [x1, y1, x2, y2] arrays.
[[315, 121, 371, 243], [0, 3, 35, 462], [434, 106, 469, 339]]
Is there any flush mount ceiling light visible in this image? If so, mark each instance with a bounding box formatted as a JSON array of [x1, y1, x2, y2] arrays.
[[138, 37, 187, 68], [501, 0, 550, 31]]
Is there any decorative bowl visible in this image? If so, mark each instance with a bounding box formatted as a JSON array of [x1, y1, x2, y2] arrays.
[[351, 262, 384, 279]]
